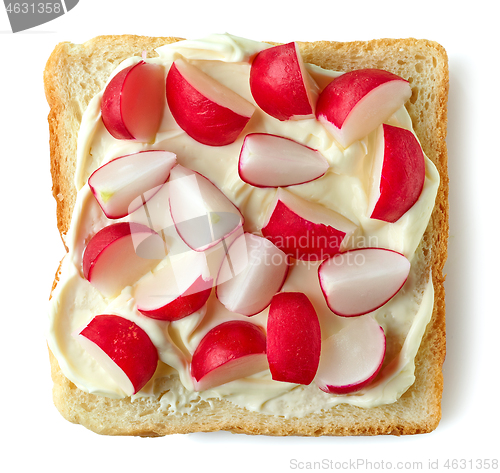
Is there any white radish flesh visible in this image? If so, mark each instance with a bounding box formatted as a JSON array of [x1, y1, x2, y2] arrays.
[[238, 133, 328, 188]]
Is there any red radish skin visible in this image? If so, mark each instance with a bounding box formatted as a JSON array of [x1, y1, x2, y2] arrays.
[[238, 133, 329, 188], [316, 69, 411, 148], [315, 316, 386, 394], [101, 61, 165, 142], [267, 292, 321, 385], [135, 250, 213, 321], [166, 59, 255, 146], [262, 194, 352, 261], [78, 314, 158, 395], [216, 233, 289, 316], [318, 70, 406, 128], [102, 64, 136, 140], [88, 150, 176, 219], [250, 42, 317, 121], [191, 320, 267, 391], [318, 248, 411, 317], [83, 222, 163, 297], [369, 124, 426, 223], [323, 370, 380, 395], [135, 261, 213, 322], [83, 222, 156, 280], [137, 275, 213, 321]]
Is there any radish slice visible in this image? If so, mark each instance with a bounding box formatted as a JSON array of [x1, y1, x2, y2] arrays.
[[238, 133, 329, 188], [367, 124, 426, 223], [101, 61, 165, 142], [166, 58, 255, 146], [267, 292, 321, 385], [88, 150, 176, 219], [83, 222, 165, 298], [318, 248, 410, 317], [191, 320, 268, 391], [216, 233, 289, 316], [135, 251, 213, 321], [316, 69, 411, 148], [250, 42, 318, 121], [75, 314, 158, 396], [262, 188, 356, 261], [315, 315, 386, 394], [169, 165, 244, 251]]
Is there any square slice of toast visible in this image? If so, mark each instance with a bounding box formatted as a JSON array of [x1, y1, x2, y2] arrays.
[[45, 35, 449, 436]]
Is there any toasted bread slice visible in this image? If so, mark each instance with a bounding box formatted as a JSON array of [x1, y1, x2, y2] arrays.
[[45, 35, 448, 436]]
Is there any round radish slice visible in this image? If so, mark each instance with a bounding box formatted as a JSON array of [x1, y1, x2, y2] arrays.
[[216, 233, 289, 316], [318, 248, 410, 317], [88, 150, 176, 219], [169, 165, 244, 251], [238, 133, 329, 188], [315, 315, 386, 394], [101, 61, 165, 142], [191, 320, 268, 391]]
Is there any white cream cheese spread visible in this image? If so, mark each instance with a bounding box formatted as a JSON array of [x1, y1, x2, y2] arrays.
[[47, 34, 439, 415]]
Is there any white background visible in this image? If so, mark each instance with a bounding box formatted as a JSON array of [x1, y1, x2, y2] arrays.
[[0, 1, 498, 471]]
